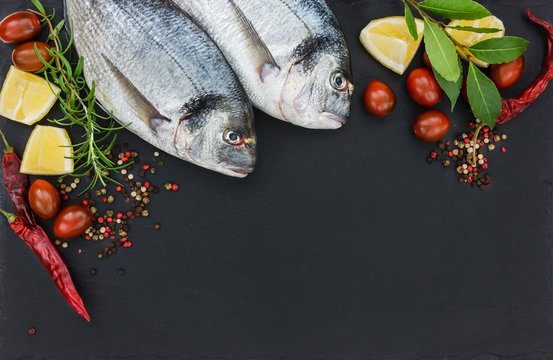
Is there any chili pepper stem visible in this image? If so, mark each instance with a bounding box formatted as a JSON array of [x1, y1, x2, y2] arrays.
[[0, 208, 17, 224], [0, 128, 13, 154]]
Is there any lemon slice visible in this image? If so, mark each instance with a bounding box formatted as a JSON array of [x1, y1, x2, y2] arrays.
[[446, 16, 505, 68], [20, 125, 74, 175], [360, 16, 424, 75], [0, 66, 60, 125]]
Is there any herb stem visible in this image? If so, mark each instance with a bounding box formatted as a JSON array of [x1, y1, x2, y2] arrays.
[[403, 0, 479, 64], [470, 123, 485, 167]]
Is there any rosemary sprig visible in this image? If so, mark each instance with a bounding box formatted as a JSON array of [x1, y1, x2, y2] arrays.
[[28, 0, 130, 194]]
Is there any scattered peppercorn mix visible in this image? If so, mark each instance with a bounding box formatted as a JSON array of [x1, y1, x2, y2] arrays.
[[427, 121, 507, 190], [55, 144, 177, 261]]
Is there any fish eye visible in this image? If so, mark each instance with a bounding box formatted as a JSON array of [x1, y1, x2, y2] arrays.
[[223, 130, 243, 145], [331, 72, 348, 91]]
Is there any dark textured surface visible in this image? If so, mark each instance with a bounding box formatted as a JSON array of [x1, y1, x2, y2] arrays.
[[0, 0, 552, 359]]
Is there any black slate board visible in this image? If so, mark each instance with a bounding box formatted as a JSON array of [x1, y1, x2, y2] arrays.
[[0, 0, 552, 359]]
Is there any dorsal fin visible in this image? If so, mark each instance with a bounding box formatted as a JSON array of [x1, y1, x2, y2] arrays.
[[226, 0, 280, 82], [102, 54, 170, 132]]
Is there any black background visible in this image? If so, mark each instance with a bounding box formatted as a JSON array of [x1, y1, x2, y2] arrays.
[[1, 0, 552, 359]]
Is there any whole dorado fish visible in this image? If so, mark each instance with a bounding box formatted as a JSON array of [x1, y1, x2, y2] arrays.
[[174, 0, 354, 130], [65, 0, 257, 177]]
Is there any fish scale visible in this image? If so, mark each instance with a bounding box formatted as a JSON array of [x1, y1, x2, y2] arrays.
[[65, 0, 257, 177]]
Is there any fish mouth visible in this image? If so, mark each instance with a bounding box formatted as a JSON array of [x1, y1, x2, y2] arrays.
[[216, 164, 255, 178], [316, 112, 347, 129]]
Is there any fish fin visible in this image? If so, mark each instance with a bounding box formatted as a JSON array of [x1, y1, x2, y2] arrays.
[[226, 0, 280, 81], [258, 63, 280, 83], [102, 54, 170, 132]]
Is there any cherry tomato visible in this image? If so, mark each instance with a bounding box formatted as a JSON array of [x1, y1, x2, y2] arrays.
[[363, 80, 396, 116], [422, 51, 432, 70], [407, 68, 443, 107], [28, 179, 61, 219], [490, 55, 525, 89], [413, 110, 450, 142], [0, 12, 41, 45], [12, 41, 52, 72], [54, 204, 94, 239]]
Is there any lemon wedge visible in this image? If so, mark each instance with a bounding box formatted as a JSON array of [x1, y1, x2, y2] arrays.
[[360, 16, 424, 75], [446, 16, 505, 68], [0, 66, 60, 125], [20, 125, 74, 175]]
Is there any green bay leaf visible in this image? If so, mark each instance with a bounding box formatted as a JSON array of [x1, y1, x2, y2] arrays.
[[433, 58, 462, 111], [404, 4, 418, 41], [466, 62, 501, 128], [469, 36, 529, 64], [423, 18, 460, 82], [419, 0, 491, 20]]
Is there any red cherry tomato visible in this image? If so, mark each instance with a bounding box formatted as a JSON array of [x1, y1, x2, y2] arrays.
[[363, 80, 396, 116], [28, 179, 61, 219], [490, 55, 525, 89], [54, 204, 94, 239], [12, 41, 52, 72], [407, 68, 443, 107], [413, 110, 450, 142], [0, 11, 41, 45], [423, 51, 432, 70]]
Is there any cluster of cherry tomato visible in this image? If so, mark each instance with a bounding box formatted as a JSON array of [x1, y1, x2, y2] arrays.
[[29, 179, 93, 239], [363, 51, 525, 143], [0, 11, 53, 72]]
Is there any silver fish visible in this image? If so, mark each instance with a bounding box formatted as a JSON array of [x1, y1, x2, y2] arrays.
[[173, 0, 354, 130], [65, 0, 257, 177]]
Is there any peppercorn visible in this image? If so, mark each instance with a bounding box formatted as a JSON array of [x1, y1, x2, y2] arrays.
[[117, 268, 125, 275], [90, 268, 97, 275]]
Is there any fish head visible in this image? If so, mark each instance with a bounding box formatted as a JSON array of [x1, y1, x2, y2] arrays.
[[172, 96, 257, 177], [281, 38, 354, 129]]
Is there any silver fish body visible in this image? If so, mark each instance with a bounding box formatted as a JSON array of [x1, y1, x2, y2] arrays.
[[173, 0, 354, 130], [65, 0, 257, 177]]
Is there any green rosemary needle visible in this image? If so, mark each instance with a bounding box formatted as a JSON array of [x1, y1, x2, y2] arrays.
[[29, 0, 130, 194]]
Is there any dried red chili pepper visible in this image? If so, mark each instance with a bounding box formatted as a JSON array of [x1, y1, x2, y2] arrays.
[[496, 9, 553, 125], [0, 209, 90, 322], [0, 130, 35, 227], [0, 129, 90, 322]]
